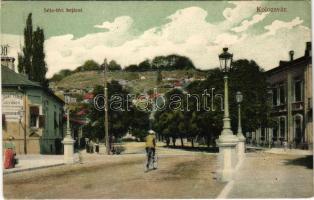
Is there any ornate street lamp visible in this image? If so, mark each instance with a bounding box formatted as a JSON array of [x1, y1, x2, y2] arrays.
[[62, 92, 75, 164], [236, 91, 243, 136], [236, 91, 245, 161], [216, 47, 238, 182], [218, 48, 237, 138]]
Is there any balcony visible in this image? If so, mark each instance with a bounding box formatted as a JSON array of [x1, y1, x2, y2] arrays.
[[272, 104, 287, 113], [292, 101, 304, 111]]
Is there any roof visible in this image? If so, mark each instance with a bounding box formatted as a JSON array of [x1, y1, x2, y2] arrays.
[[266, 56, 311, 75], [1, 66, 42, 88], [1, 66, 64, 104], [266, 42, 312, 75], [83, 93, 94, 100]]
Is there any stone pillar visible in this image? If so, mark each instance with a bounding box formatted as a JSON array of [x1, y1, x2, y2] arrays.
[[217, 140, 238, 182], [62, 136, 75, 164], [62, 108, 75, 164]]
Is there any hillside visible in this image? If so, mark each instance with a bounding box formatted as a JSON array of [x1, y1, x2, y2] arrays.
[[51, 69, 208, 94]]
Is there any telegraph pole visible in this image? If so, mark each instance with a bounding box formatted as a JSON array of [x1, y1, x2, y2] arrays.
[[102, 59, 110, 155]]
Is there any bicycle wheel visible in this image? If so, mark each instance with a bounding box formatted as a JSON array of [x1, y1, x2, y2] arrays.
[[153, 153, 158, 169]]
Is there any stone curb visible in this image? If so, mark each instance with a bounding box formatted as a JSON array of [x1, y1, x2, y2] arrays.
[[216, 157, 246, 199], [3, 163, 65, 175]]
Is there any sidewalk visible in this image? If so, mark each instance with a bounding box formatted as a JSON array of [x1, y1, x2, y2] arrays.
[[247, 146, 313, 155], [3, 154, 65, 174], [225, 151, 313, 198]]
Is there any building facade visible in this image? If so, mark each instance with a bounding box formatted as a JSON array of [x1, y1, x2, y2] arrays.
[[247, 42, 313, 149], [2, 65, 65, 154]]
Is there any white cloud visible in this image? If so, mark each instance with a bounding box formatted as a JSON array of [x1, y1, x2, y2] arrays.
[[232, 12, 269, 33], [223, 1, 262, 24], [264, 17, 304, 35], [1, 5, 311, 78], [94, 16, 133, 33]]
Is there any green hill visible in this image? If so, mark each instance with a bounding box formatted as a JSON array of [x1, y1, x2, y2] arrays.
[[51, 69, 208, 94]]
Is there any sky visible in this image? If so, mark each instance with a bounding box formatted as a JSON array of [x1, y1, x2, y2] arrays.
[[1, 1, 311, 77]]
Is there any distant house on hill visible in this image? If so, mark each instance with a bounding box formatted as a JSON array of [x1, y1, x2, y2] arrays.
[[1, 63, 64, 154], [82, 93, 94, 103]]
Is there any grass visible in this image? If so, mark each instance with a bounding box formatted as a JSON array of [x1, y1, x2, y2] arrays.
[[54, 69, 207, 94]]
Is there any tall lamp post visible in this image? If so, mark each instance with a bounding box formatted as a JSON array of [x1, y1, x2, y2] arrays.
[[236, 91, 245, 162], [101, 59, 110, 155], [62, 93, 75, 164], [216, 47, 239, 182], [18, 108, 26, 154]]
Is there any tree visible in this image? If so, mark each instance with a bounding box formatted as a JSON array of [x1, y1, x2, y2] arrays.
[[75, 60, 99, 72], [22, 13, 33, 76], [88, 81, 132, 141], [18, 13, 48, 86], [124, 64, 138, 72], [50, 69, 73, 82], [17, 53, 24, 73], [138, 59, 151, 71], [108, 60, 122, 71], [128, 107, 150, 141], [32, 27, 47, 86]]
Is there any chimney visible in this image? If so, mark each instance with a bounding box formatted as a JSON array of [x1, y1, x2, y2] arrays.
[[305, 42, 311, 57], [1, 56, 15, 71], [289, 50, 294, 61]]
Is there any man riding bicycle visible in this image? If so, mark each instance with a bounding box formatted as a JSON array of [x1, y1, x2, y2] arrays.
[[145, 130, 156, 170]]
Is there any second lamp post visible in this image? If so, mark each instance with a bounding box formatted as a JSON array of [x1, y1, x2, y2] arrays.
[[236, 91, 245, 161]]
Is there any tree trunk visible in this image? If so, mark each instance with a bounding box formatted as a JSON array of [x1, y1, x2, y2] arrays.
[[166, 137, 170, 147], [191, 138, 194, 148], [206, 136, 210, 147], [172, 137, 176, 147], [180, 137, 184, 147]]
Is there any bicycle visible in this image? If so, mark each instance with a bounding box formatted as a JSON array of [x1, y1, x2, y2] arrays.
[[145, 148, 158, 172]]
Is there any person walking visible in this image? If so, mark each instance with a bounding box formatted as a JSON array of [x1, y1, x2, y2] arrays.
[[4, 136, 16, 169]]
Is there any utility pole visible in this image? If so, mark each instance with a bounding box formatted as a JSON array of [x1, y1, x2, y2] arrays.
[[102, 59, 110, 155]]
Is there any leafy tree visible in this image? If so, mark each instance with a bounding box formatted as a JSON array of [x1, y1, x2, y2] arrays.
[[87, 80, 151, 142], [138, 59, 151, 71], [18, 13, 48, 86], [154, 59, 270, 148], [22, 13, 33, 76], [128, 107, 150, 141], [32, 27, 47, 86], [108, 60, 122, 71], [75, 60, 99, 72], [50, 69, 73, 82], [17, 53, 24, 73], [124, 64, 138, 72]]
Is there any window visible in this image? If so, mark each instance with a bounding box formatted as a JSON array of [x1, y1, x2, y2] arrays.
[[273, 120, 278, 140], [54, 111, 58, 129], [279, 85, 286, 104], [294, 80, 302, 102], [279, 117, 286, 139], [294, 115, 303, 143], [272, 88, 278, 106], [30, 106, 39, 128]]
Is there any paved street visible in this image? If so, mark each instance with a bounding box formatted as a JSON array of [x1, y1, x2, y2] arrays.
[[3, 143, 313, 199], [227, 151, 313, 198], [3, 145, 225, 199]]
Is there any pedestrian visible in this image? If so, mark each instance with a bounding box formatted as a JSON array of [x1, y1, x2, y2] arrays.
[[4, 136, 17, 169], [85, 138, 90, 153], [89, 140, 94, 153]]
